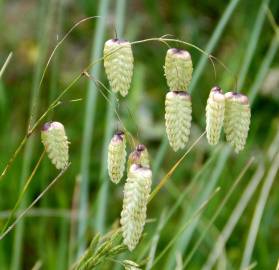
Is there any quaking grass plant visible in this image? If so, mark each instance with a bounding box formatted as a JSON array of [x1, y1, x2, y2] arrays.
[[1, 2, 278, 269], [2, 33, 247, 265]]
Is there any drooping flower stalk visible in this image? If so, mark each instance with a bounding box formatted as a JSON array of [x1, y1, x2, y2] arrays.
[[127, 144, 150, 170]]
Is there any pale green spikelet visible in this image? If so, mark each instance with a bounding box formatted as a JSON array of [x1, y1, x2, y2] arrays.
[[41, 121, 69, 170], [164, 48, 193, 91], [127, 144, 150, 171], [108, 131, 127, 184], [224, 92, 251, 153], [123, 260, 141, 270], [103, 38, 134, 97], [206, 86, 225, 145], [120, 164, 152, 251], [165, 91, 192, 151]]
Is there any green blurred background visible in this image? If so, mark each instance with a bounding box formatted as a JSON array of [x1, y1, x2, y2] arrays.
[[0, 0, 279, 269]]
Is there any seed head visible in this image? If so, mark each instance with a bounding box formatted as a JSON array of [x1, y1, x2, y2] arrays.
[[165, 91, 192, 151], [120, 164, 152, 251], [41, 121, 69, 170], [123, 260, 141, 270], [127, 144, 150, 170], [206, 86, 225, 145], [164, 48, 193, 91], [103, 39, 134, 97], [108, 131, 127, 184], [224, 92, 251, 153]]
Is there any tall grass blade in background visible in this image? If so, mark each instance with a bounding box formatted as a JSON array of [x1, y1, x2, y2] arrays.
[[95, 0, 126, 234], [202, 164, 265, 270], [11, 1, 56, 269], [0, 52, 13, 79], [237, 0, 270, 88], [248, 34, 279, 103], [77, 0, 110, 257], [164, 146, 230, 269], [189, 0, 241, 92], [240, 131, 279, 269]]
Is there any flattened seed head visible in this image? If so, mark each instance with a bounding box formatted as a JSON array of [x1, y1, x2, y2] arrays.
[[136, 144, 145, 152], [168, 48, 191, 59], [211, 86, 222, 93], [225, 91, 237, 101], [113, 131, 125, 141], [169, 90, 191, 100], [130, 164, 152, 178], [42, 121, 64, 132], [210, 86, 225, 102], [235, 93, 249, 105], [106, 38, 129, 46], [225, 92, 249, 104]]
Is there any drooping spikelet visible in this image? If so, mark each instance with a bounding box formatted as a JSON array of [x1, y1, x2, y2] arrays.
[[120, 164, 152, 251], [224, 92, 251, 153], [165, 91, 192, 151], [107, 131, 127, 184], [127, 144, 150, 171], [164, 48, 193, 91], [103, 39, 134, 97], [41, 121, 69, 170], [123, 260, 141, 270], [206, 86, 225, 145]]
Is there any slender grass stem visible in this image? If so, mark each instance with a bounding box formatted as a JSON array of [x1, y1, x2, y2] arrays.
[[151, 187, 221, 268], [11, 1, 55, 268], [0, 164, 69, 241], [149, 131, 206, 202], [77, 0, 111, 257], [131, 38, 236, 84], [0, 52, 13, 79], [202, 164, 264, 270], [95, 0, 127, 234], [237, 0, 270, 88], [240, 153, 279, 268], [1, 151, 45, 233], [183, 157, 254, 268]]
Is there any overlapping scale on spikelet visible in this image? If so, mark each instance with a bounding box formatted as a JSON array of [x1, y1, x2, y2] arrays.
[[107, 131, 126, 184], [164, 48, 193, 91], [103, 39, 134, 97], [120, 164, 152, 251], [127, 144, 150, 171], [123, 260, 141, 270], [224, 92, 251, 153], [41, 122, 69, 170], [165, 91, 192, 151], [206, 86, 225, 145]]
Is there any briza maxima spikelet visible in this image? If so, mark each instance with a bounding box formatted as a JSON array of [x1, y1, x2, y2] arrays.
[[120, 164, 152, 251], [206, 86, 225, 145], [103, 38, 134, 97], [108, 131, 126, 184], [127, 144, 150, 170], [224, 92, 251, 153], [41, 121, 69, 170], [164, 48, 193, 91], [165, 91, 192, 151], [123, 260, 141, 270]]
